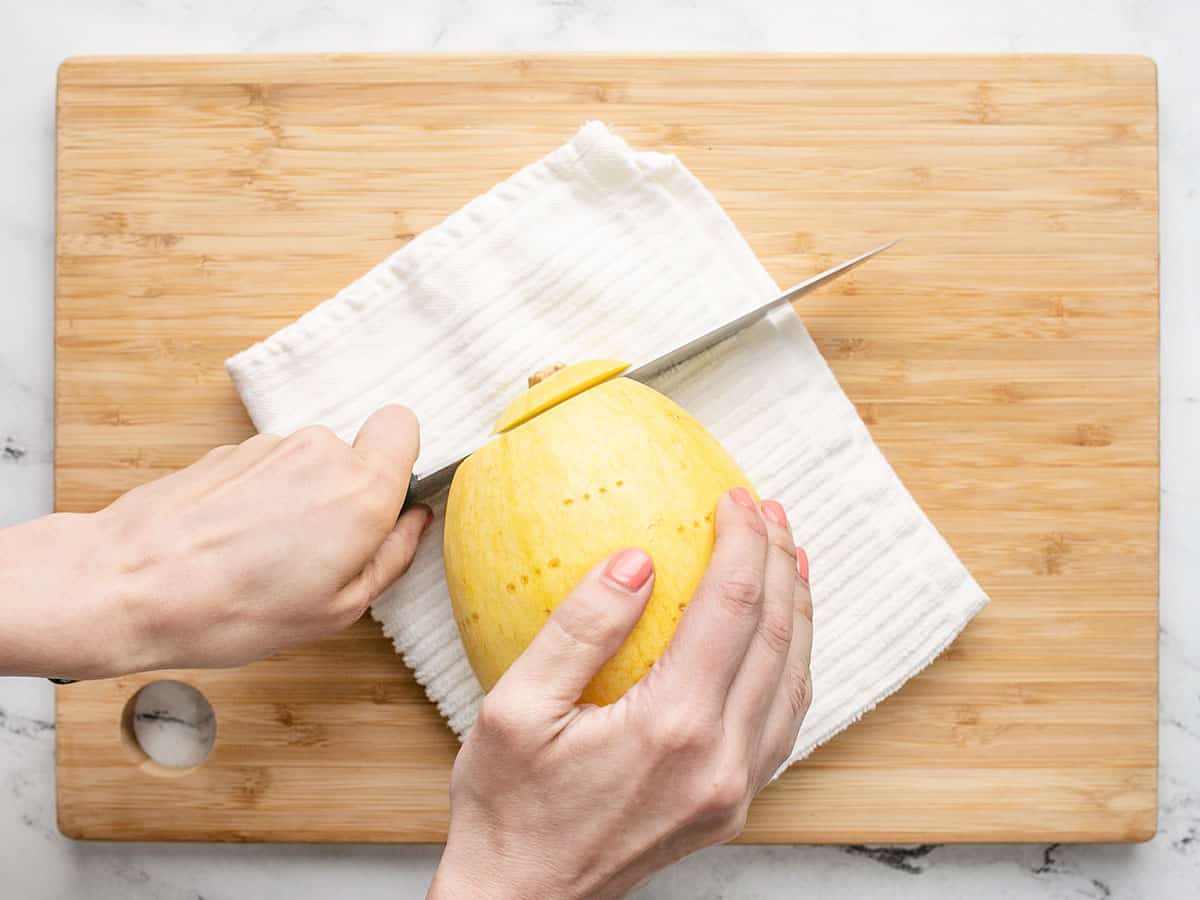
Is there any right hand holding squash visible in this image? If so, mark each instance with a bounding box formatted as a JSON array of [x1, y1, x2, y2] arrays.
[[429, 488, 813, 900]]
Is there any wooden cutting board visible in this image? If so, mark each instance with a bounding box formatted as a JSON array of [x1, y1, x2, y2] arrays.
[[54, 54, 1159, 843]]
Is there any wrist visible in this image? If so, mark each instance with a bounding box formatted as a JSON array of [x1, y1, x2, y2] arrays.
[[429, 862, 543, 900], [0, 512, 145, 679], [49, 509, 167, 679], [428, 843, 510, 900], [430, 827, 563, 900], [85, 506, 174, 678]]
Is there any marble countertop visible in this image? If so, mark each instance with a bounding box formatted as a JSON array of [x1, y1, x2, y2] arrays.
[[2, 1, 1197, 897]]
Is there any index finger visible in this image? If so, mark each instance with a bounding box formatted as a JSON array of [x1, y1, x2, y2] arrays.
[[659, 488, 769, 713]]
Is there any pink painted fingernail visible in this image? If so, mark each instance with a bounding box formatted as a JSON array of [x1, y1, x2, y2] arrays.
[[796, 547, 810, 585], [760, 500, 788, 527], [605, 548, 654, 592], [730, 487, 756, 509]]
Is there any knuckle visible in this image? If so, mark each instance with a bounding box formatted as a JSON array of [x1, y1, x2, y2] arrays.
[[475, 695, 528, 745], [767, 531, 796, 560], [550, 606, 617, 654], [291, 424, 340, 455], [757, 610, 793, 654], [695, 769, 751, 824], [201, 444, 236, 462], [717, 569, 764, 617], [787, 664, 813, 717], [652, 714, 713, 756], [231, 433, 279, 458]]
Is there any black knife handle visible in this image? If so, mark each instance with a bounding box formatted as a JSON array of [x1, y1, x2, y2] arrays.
[[401, 480, 419, 515]]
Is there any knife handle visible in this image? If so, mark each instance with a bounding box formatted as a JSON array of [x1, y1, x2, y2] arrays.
[[400, 480, 419, 515]]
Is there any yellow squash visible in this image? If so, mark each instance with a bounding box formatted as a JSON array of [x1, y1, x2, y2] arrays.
[[443, 360, 755, 705]]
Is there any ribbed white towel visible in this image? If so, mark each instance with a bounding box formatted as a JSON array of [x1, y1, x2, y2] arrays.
[[227, 122, 988, 768]]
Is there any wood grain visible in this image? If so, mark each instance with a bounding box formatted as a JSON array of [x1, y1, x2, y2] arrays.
[[54, 53, 1159, 843]]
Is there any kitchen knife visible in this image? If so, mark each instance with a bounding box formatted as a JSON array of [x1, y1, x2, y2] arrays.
[[404, 240, 897, 507]]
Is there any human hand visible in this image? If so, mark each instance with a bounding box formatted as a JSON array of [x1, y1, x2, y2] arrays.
[[429, 488, 813, 900], [77, 406, 426, 677]]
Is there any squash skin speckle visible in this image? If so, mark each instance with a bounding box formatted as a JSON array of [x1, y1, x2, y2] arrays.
[[445, 372, 755, 705]]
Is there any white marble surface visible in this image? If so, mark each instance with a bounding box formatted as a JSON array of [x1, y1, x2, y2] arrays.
[[2, 1, 1197, 897]]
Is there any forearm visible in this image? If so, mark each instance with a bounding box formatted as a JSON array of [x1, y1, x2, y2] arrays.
[[0, 512, 155, 679]]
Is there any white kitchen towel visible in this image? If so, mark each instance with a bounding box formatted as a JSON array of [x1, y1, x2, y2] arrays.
[[226, 122, 989, 768]]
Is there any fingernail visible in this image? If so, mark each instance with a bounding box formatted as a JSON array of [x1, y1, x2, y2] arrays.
[[796, 547, 810, 585], [605, 548, 654, 592], [730, 487, 756, 509], [760, 500, 788, 527]]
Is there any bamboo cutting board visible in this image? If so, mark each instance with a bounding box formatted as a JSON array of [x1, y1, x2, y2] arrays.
[[54, 54, 1159, 843]]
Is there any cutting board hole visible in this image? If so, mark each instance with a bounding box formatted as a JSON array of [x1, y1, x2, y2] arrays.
[[120, 680, 216, 773]]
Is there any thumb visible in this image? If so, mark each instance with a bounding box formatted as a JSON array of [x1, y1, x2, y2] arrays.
[[339, 504, 433, 610], [496, 549, 655, 711], [352, 405, 421, 514]]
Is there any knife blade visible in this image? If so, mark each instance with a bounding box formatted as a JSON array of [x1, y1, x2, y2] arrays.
[[404, 240, 896, 507], [621, 240, 897, 385]]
